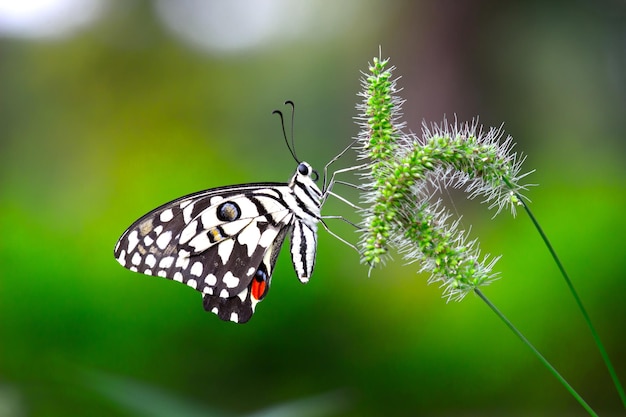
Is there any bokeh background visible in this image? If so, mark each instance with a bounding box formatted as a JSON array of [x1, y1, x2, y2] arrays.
[[1, 1, 625, 416]]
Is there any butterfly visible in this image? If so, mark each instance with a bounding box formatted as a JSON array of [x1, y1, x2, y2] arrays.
[[113, 102, 335, 323], [113, 160, 322, 324]]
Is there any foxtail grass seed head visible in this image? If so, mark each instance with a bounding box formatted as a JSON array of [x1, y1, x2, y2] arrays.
[[355, 54, 531, 300]]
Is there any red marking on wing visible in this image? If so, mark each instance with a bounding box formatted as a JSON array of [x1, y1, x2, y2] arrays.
[[251, 276, 267, 301]]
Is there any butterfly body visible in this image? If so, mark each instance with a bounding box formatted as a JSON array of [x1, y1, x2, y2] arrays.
[[114, 162, 321, 323]]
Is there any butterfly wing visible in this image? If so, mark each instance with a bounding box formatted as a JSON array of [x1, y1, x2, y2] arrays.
[[202, 223, 290, 323], [114, 183, 295, 322]]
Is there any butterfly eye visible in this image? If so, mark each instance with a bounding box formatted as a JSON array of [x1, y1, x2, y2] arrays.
[[297, 162, 309, 176], [216, 201, 241, 222]]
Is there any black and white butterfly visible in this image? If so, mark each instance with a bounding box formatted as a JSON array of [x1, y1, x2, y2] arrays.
[[114, 103, 355, 323], [114, 161, 321, 323]]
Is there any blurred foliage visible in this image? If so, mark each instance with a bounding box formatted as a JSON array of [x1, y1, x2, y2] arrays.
[[1, 1, 625, 416], [87, 371, 350, 417]]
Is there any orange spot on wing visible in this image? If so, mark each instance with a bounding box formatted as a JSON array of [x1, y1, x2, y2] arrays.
[[208, 227, 225, 241], [251, 277, 267, 301]]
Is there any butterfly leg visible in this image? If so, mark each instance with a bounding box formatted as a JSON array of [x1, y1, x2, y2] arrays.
[[321, 165, 367, 206], [321, 137, 361, 192], [325, 190, 362, 211], [319, 217, 361, 255]]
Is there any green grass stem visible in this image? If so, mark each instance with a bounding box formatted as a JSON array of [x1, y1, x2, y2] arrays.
[[474, 289, 599, 416], [511, 188, 626, 409]]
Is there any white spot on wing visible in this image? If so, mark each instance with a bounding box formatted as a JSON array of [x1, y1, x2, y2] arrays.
[[189, 232, 211, 253], [210, 196, 224, 205], [220, 220, 247, 237], [254, 195, 284, 213], [190, 261, 203, 277], [183, 202, 195, 224], [269, 210, 290, 224], [117, 250, 127, 266], [159, 256, 174, 268], [237, 287, 248, 302], [173, 272, 183, 282], [205, 274, 217, 286], [259, 229, 279, 248], [156, 231, 172, 250], [250, 296, 260, 312], [127, 230, 139, 252], [160, 209, 174, 222], [230, 312, 239, 322], [143, 235, 154, 246], [247, 267, 255, 276], [237, 223, 261, 257], [175, 256, 190, 269], [157, 270, 167, 277], [217, 239, 234, 264], [131, 252, 142, 266], [179, 220, 197, 244], [219, 289, 229, 298], [154, 225, 163, 236], [187, 278, 198, 289], [180, 199, 192, 209], [145, 254, 156, 268], [223, 272, 240, 288], [234, 198, 259, 217]]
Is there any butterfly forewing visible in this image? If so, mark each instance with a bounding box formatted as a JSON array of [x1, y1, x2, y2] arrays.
[[114, 162, 322, 323]]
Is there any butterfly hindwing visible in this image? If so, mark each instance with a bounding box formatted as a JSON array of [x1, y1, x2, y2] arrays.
[[183, 216, 291, 298], [202, 223, 290, 323]]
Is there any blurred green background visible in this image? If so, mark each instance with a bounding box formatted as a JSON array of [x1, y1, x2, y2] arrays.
[[1, 1, 625, 416]]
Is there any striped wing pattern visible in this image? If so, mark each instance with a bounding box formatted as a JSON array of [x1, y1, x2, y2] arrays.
[[114, 162, 322, 323]]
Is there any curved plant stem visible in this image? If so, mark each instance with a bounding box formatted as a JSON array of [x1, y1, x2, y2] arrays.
[[474, 289, 598, 417], [512, 190, 626, 409]]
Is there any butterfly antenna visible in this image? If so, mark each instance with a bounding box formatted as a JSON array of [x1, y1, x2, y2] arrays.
[[273, 101, 299, 164], [285, 100, 297, 161]]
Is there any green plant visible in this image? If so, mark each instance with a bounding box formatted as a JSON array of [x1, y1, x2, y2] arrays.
[[354, 53, 625, 416]]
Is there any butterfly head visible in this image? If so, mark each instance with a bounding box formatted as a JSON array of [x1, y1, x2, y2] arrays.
[[289, 161, 322, 207], [292, 161, 319, 185], [296, 161, 318, 180]]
